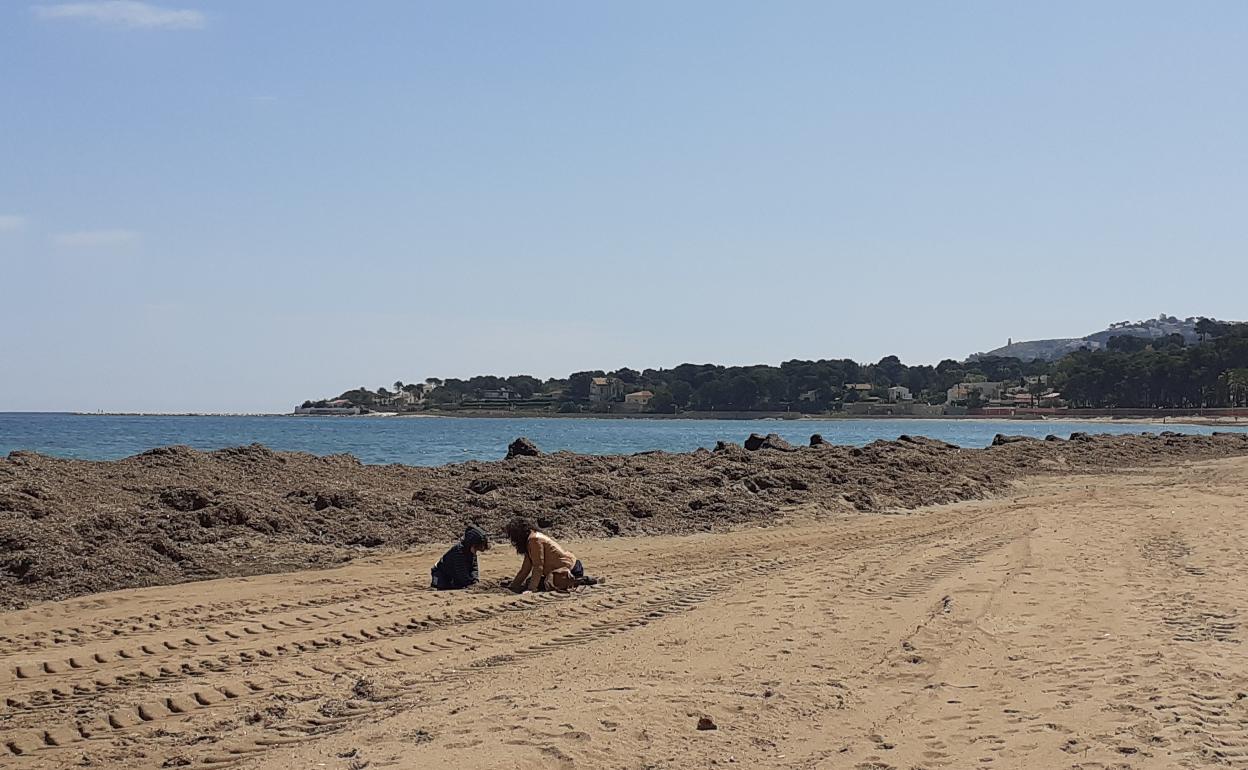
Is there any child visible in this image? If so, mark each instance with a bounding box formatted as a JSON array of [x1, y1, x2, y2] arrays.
[[505, 518, 600, 593], [430, 525, 490, 590]]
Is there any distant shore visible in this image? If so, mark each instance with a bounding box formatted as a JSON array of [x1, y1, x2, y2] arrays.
[[404, 411, 1248, 427], [71, 411, 284, 417], [67, 409, 1248, 427]]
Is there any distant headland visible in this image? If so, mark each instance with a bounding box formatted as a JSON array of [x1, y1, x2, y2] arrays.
[[292, 316, 1248, 421]]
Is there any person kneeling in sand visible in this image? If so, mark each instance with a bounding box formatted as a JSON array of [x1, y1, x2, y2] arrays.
[[430, 525, 489, 590], [505, 518, 600, 593]]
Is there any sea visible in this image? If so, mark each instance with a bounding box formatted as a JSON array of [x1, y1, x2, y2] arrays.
[[1, 412, 1244, 467]]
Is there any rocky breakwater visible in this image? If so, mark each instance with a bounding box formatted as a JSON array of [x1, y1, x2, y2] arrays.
[[2, 431, 1247, 607]]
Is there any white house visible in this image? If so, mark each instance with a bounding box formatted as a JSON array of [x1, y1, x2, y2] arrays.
[[887, 386, 913, 402]]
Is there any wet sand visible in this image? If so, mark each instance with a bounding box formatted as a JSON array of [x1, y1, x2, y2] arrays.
[[3, 456, 1247, 768]]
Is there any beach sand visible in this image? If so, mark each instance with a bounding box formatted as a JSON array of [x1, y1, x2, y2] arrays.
[[7, 432, 1247, 610], [3, 456, 1247, 768]]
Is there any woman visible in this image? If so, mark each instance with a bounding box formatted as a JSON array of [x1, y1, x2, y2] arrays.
[[505, 518, 600, 592]]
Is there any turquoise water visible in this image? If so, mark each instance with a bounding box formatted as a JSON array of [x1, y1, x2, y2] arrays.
[[1, 413, 1244, 467]]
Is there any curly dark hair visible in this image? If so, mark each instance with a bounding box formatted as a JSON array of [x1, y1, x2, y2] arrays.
[[505, 517, 536, 554]]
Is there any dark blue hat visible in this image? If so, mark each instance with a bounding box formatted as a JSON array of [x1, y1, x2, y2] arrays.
[[463, 525, 489, 549]]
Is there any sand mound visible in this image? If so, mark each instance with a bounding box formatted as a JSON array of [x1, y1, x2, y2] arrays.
[[1, 432, 1246, 608]]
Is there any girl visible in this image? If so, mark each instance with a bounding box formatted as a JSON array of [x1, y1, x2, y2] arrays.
[[505, 518, 600, 592]]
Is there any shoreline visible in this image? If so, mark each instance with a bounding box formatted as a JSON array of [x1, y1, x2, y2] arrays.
[[60, 410, 1248, 427], [403, 410, 1248, 427]]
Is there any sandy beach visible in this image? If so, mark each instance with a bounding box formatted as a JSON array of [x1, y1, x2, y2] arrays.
[[5, 432, 1248, 608], [9, 2, 1247, 767], [3, 451, 1247, 768]]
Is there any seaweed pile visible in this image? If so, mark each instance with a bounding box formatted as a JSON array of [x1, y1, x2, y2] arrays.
[[2, 430, 1246, 607]]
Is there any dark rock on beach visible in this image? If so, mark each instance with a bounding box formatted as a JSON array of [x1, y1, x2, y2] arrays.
[[897, 434, 958, 450], [991, 434, 1038, 446], [505, 437, 542, 459], [744, 433, 796, 452]]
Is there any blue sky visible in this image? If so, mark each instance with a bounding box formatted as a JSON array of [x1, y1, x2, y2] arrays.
[[2, 2, 1245, 412]]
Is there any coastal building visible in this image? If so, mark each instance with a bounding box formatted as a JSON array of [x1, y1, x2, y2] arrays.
[[979, 391, 1066, 415], [887, 386, 913, 402], [479, 387, 518, 402], [845, 383, 873, 393], [946, 381, 1005, 405], [589, 377, 624, 403], [610, 390, 655, 413], [844, 401, 943, 416], [624, 390, 654, 408], [1039, 391, 1065, 407]]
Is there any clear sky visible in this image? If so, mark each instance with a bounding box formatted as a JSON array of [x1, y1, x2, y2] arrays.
[[2, 2, 1245, 412]]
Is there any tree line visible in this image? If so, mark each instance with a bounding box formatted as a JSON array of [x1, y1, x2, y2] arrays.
[[1055, 320, 1248, 408], [319, 319, 1248, 412]]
